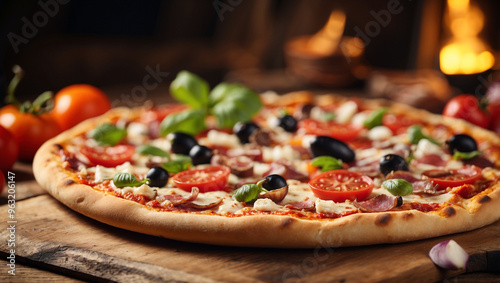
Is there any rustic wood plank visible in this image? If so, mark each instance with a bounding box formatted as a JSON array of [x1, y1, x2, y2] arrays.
[[1, 195, 499, 282], [0, 261, 86, 283], [0, 162, 46, 204]]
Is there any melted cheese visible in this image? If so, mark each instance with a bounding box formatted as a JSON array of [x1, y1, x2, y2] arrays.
[[253, 199, 282, 212]]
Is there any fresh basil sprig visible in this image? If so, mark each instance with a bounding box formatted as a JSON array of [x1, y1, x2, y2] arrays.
[[136, 145, 170, 158], [363, 108, 387, 129], [89, 123, 127, 146], [112, 172, 149, 188], [382, 179, 413, 196], [233, 180, 267, 203], [160, 71, 262, 136], [407, 125, 440, 145], [452, 150, 482, 160], [311, 156, 343, 172], [162, 155, 192, 174]]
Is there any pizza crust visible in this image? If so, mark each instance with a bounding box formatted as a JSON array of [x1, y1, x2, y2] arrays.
[[33, 96, 500, 248]]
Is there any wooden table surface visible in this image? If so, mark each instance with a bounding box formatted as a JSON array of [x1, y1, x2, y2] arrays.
[[1, 162, 499, 283]]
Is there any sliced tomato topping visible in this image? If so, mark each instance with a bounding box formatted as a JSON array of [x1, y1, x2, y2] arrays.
[[422, 166, 482, 190], [298, 119, 362, 142], [172, 165, 231, 193], [382, 113, 417, 135], [309, 169, 374, 202], [81, 144, 135, 167]]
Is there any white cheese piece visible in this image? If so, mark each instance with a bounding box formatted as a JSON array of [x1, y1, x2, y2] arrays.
[[253, 199, 282, 212], [315, 199, 355, 215], [351, 112, 369, 127], [310, 106, 327, 121], [263, 145, 300, 162], [149, 138, 171, 152], [367, 126, 392, 141], [301, 135, 316, 149], [218, 199, 244, 214], [413, 139, 444, 160], [205, 130, 240, 148], [402, 192, 453, 204], [335, 101, 358, 124], [281, 183, 316, 204], [126, 122, 149, 145], [133, 184, 156, 199], [253, 163, 271, 177], [93, 165, 116, 183]]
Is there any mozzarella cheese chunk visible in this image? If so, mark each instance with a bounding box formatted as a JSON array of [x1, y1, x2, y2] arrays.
[[315, 199, 356, 215], [335, 101, 358, 124], [413, 139, 444, 160], [253, 199, 282, 212], [203, 130, 240, 148], [367, 126, 392, 141]]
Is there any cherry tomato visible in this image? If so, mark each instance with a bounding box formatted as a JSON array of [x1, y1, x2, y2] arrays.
[[487, 104, 500, 135], [0, 105, 60, 161], [298, 119, 362, 142], [81, 144, 135, 167], [382, 113, 417, 135], [172, 165, 230, 193], [0, 171, 5, 194], [442, 95, 490, 128], [309, 169, 374, 202], [53, 84, 111, 130], [0, 125, 18, 174], [422, 166, 482, 190]]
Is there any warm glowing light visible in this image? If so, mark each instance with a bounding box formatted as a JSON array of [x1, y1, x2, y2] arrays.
[[440, 0, 494, 75], [307, 10, 346, 56]]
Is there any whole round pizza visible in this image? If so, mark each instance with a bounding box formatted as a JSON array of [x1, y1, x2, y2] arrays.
[[33, 71, 500, 248]]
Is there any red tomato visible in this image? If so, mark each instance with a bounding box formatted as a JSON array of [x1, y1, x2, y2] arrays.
[[172, 165, 230, 193], [309, 169, 374, 202], [81, 145, 135, 167], [0, 171, 5, 194], [53, 84, 111, 130], [422, 166, 482, 190], [382, 113, 417, 135], [0, 125, 18, 174], [442, 95, 490, 128], [487, 104, 500, 135], [0, 105, 60, 161], [298, 119, 362, 142]]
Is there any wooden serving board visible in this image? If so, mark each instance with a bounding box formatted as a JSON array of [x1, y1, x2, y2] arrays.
[[1, 163, 500, 282]]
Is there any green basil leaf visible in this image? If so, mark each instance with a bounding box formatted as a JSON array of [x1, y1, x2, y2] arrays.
[[136, 145, 170, 158], [363, 108, 387, 129], [162, 155, 192, 174], [209, 83, 262, 129], [453, 150, 482, 160], [407, 125, 440, 145], [311, 156, 343, 172], [170, 71, 209, 109], [89, 123, 127, 146], [382, 179, 413, 196], [233, 184, 263, 203], [159, 108, 207, 136], [113, 172, 149, 188]]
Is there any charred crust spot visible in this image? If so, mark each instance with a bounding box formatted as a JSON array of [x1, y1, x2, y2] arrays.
[[478, 195, 491, 203], [54, 144, 63, 150], [403, 212, 414, 220], [443, 206, 456, 217], [375, 213, 392, 227], [76, 196, 85, 204], [281, 218, 294, 229], [63, 179, 76, 186]]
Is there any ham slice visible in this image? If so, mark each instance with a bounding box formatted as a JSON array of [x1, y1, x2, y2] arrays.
[[284, 200, 315, 211], [354, 194, 400, 212], [159, 187, 199, 206]]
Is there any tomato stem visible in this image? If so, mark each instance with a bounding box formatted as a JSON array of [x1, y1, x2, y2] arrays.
[[6, 65, 24, 106]]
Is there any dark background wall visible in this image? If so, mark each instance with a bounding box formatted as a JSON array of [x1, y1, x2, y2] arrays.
[[1, 0, 499, 103]]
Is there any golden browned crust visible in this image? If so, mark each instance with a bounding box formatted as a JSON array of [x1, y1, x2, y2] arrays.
[[33, 95, 500, 248]]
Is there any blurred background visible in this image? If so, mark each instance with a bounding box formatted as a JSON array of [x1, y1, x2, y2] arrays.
[[1, 0, 499, 112]]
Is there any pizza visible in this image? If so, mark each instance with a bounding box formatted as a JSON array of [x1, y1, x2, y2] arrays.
[[33, 83, 500, 248]]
